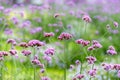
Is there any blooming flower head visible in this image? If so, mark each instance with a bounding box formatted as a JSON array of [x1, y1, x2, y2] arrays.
[[75, 60, 80, 65], [113, 64, 120, 70], [43, 55, 52, 62], [21, 50, 31, 56], [113, 21, 118, 28], [19, 42, 28, 48], [9, 50, 17, 55], [0, 6, 4, 11], [86, 56, 96, 64], [76, 39, 90, 46], [0, 51, 8, 56], [107, 46, 117, 55], [102, 63, 113, 71], [32, 57, 41, 65], [7, 39, 17, 46], [58, 32, 72, 40], [76, 74, 84, 79], [88, 68, 97, 77], [92, 40, 102, 48], [40, 69, 45, 73], [54, 13, 60, 18], [4, 28, 13, 35], [44, 48, 55, 56], [30, 27, 42, 34], [11, 17, 19, 24], [44, 32, 54, 37], [82, 15, 92, 23], [28, 40, 45, 47], [41, 76, 51, 80]]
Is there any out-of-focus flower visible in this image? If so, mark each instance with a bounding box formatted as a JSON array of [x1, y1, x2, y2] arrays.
[[7, 39, 17, 46], [76, 74, 84, 79], [107, 46, 117, 55], [58, 32, 72, 40], [4, 28, 13, 35], [44, 48, 55, 55], [19, 42, 28, 48], [113, 21, 118, 28], [76, 39, 90, 46], [75, 60, 80, 65], [30, 27, 42, 34], [86, 56, 96, 64], [102, 63, 113, 71], [21, 50, 31, 56], [9, 49, 17, 55], [41, 76, 51, 80], [44, 32, 54, 37], [88, 68, 97, 77], [28, 40, 45, 47], [82, 15, 92, 23]]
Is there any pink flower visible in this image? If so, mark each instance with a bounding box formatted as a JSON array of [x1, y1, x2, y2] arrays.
[[102, 63, 113, 71], [44, 32, 54, 37], [88, 69, 97, 77], [9, 50, 17, 55], [58, 32, 72, 40], [113, 64, 120, 70], [86, 56, 96, 64], [7, 39, 17, 46], [32, 59, 41, 65], [76, 74, 84, 79], [43, 55, 52, 62], [92, 40, 102, 48], [40, 69, 45, 73], [75, 39, 90, 46], [113, 21, 118, 28], [21, 50, 31, 56], [44, 48, 55, 55], [28, 40, 45, 47], [19, 42, 28, 48], [107, 46, 117, 55], [82, 15, 92, 23], [75, 60, 80, 65], [41, 76, 51, 80]]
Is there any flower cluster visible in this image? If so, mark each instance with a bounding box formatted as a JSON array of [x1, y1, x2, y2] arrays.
[[113, 21, 118, 28], [19, 42, 28, 48], [44, 48, 55, 56], [7, 39, 17, 46], [32, 56, 44, 68], [28, 40, 45, 47], [82, 15, 92, 23], [0, 51, 8, 61], [102, 63, 113, 71], [73, 74, 84, 80], [9, 49, 17, 55], [86, 56, 96, 64], [21, 50, 31, 56], [88, 68, 97, 77], [107, 46, 117, 55], [58, 32, 72, 40], [75, 39, 90, 46], [44, 32, 54, 37], [88, 40, 102, 51]]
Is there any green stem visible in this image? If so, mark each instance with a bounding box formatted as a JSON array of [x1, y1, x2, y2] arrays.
[[64, 67, 66, 80], [107, 71, 109, 80], [34, 66, 36, 80], [0, 62, 2, 80], [80, 63, 82, 74]]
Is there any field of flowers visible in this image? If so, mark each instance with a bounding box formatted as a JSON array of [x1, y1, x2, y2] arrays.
[[0, 0, 120, 80]]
